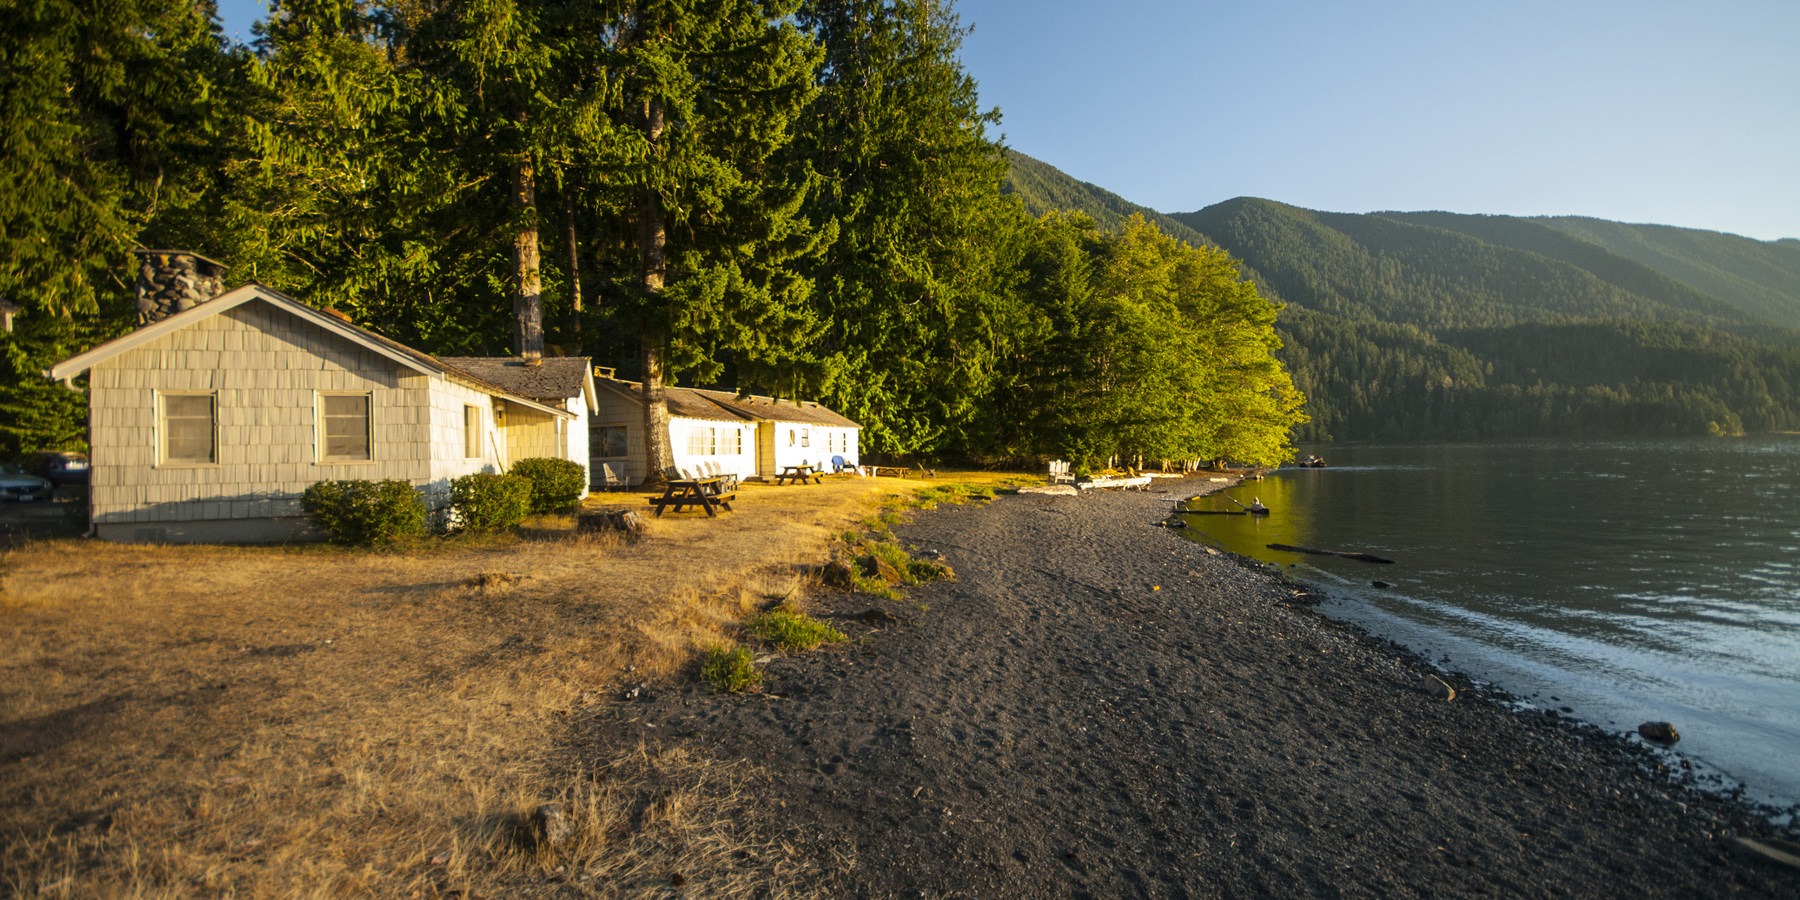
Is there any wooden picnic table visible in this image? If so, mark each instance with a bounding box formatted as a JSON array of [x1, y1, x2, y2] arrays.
[[647, 477, 734, 516], [861, 464, 910, 478], [776, 464, 823, 485]]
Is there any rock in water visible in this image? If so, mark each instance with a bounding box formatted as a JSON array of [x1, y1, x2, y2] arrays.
[[1638, 721, 1680, 744], [1423, 674, 1456, 701]]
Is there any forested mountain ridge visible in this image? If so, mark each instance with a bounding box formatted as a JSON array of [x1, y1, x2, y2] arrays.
[[1004, 151, 1800, 441], [1003, 150, 1212, 248], [1534, 216, 1800, 330]]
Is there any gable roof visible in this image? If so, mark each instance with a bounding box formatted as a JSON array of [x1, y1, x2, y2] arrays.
[[439, 357, 597, 413], [47, 284, 574, 419], [594, 376, 859, 428]]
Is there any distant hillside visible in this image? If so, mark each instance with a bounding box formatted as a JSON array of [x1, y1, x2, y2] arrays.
[[1003, 151, 1800, 442], [1535, 216, 1800, 330], [1003, 150, 1213, 248]]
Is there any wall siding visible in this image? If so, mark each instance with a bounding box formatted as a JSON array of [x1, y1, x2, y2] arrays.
[[85, 302, 559, 539]]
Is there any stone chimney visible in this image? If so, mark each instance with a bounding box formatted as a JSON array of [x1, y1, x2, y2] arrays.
[[134, 250, 228, 324]]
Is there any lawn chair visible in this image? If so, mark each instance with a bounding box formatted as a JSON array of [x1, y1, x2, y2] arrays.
[[595, 461, 625, 492], [830, 454, 847, 474], [915, 461, 937, 479], [1047, 459, 1074, 484]]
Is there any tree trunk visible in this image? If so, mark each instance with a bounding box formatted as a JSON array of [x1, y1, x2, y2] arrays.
[[566, 203, 582, 355], [514, 154, 544, 363], [639, 97, 673, 487]]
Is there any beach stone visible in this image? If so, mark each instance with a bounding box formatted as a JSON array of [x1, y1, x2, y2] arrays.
[[1638, 721, 1680, 744], [875, 557, 905, 584], [821, 559, 855, 590], [1423, 674, 1456, 701], [532, 802, 573, 850], [857, 608, 899, 623]]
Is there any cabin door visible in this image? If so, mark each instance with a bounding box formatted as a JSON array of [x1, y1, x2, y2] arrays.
[[756, 422, 777, 477]]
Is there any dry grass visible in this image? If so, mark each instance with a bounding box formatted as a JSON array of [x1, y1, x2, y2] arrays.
[[0, 474, 975, 897]]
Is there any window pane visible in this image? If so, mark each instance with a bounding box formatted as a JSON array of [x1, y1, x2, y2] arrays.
[[591, 426, 628, 458], [464, 405, 481, 458], [323, 394, 370, 459], [165, 394, 214, 463]]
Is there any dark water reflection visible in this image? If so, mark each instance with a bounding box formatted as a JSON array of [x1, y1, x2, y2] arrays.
[[1181, 438, 1800, 805]]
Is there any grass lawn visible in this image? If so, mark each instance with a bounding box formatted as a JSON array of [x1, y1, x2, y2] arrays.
[[0, 472, 1024, 896]]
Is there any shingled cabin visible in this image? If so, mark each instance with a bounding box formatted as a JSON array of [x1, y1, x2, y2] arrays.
[[47, 251, 593, 543]]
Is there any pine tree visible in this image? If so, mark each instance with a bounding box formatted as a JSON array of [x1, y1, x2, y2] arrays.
[[795, 0, 1021, 455], [596, 0, 822, 483]]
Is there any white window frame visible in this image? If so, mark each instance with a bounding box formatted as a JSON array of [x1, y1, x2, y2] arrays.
[[464, 404, 483, 459], [317, 391, 374, 463], [158, 391, 218, 467], [592, 424, 629, 459]]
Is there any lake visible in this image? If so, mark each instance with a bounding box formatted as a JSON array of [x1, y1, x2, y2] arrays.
[[1179, 438, 1800, 808]]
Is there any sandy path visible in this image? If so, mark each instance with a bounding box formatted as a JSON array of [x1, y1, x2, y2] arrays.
[[577, 483, 1792, 897]]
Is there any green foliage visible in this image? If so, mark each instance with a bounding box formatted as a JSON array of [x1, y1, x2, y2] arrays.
[[909, 483, 994, 509], [448, 472, 533, 533], [301, 479, 428, 545], [698, 645, 762, 693], [745, 607, 846, 653], [507, 457, 584, 514]]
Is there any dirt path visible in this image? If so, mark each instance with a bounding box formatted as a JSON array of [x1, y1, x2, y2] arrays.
[[576, 483, 1792, 897]]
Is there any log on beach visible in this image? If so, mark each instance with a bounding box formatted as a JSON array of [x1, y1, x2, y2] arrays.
[[1267, 542, 1396, 564]]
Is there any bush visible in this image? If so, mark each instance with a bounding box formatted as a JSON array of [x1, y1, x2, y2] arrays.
[[301, 479, 427, 545], [746, 607, 847, 652], [698, 645, 762, 693], [449, 472, 533, 533], [508, 457, 586, 514]]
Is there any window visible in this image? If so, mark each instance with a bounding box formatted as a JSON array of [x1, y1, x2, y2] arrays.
[[320, 393, 372, 461], [687, 426, 716, 456], [464, 405, 482, 458], [787, 428, 796, 447], [722, 427, 742, 455], [800, 428, 810, 448], [592, 425, 628, 458], [162, 393, 216, 464]]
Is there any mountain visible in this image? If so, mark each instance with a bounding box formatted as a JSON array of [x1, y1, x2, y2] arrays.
[[1004, 151, 1800, 441], [1003, 150, 1213, 249]]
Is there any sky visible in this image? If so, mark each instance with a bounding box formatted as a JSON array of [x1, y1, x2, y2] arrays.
[[214, 0, 1800, 241]]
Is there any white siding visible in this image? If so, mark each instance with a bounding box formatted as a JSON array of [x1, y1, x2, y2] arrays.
[[670, 419, 757, 481]]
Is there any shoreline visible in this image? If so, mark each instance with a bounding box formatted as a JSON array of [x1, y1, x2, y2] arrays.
[[571, 477, 1796, 896], [1174, 477, 1797, 815]]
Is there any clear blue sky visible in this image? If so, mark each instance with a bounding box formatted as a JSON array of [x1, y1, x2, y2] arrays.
[[215, 0, 1800, 240]]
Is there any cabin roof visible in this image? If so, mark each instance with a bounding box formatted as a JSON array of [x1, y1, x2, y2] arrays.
[[594, 376, 860, 428], [439, 357, 597, 413], [47, 284, 574, 419]]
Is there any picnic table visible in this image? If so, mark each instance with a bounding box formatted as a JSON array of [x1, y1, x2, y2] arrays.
[[647, 477, 734, 516], [776, 464, 823, 485], [861, 464, 910, 478]]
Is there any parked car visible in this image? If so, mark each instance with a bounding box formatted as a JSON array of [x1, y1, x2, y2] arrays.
[[27, 450, 90, 485], [0, 466, 54, 502]]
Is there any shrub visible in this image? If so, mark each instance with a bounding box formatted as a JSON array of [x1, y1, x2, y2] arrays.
[[301, 479, 427, 545], [449, 472, 533, 533], [698, 645, 761, 693], [508, 457, 586, 514], [746, 607, 846, 652]]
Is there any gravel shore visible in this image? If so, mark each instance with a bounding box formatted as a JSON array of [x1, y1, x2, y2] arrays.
[[580, 479, 1795, 897]]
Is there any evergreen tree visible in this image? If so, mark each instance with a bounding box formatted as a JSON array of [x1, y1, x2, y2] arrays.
[[795, 0, 1020, 455], [596, 0, 822, 483]]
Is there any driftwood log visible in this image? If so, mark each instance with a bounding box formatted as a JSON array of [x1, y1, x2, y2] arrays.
[[579, 507, 646, 540], [1266, 543, 1395, 564]]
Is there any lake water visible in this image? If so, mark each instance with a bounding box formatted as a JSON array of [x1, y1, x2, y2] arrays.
[[1179, 438, 1800, 808]]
